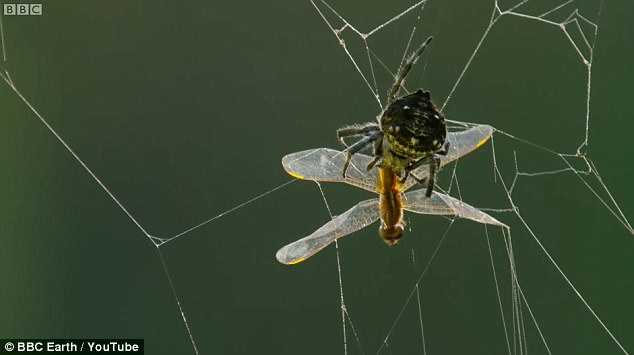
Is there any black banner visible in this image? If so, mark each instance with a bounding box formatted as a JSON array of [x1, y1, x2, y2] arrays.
[[0, 340, 143, 354]]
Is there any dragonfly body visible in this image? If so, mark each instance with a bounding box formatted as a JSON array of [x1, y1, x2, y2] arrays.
[[377, 167, 405, 245], [276, 124, 505, 265]]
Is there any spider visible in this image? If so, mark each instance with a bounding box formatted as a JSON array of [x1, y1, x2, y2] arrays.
[[337, 36, 449, 198]]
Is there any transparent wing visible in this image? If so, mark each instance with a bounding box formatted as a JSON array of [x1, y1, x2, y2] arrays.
[[403, 188, 506, 227], [282, 148, 378, 192], [282, 124, 494, 193], [276, 199, 380, 265], [276, 181, 505, 265], [444, 124, 494, 165], [404, 124, 494, 191]]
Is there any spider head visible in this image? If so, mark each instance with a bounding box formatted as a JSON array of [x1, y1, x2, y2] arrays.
[[380, 89, 447, 159]]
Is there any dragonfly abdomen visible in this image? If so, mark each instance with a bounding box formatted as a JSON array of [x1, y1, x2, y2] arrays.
[[377, 167, 405, 246]]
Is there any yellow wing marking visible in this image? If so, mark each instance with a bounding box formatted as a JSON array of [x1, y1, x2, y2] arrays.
[[287, 171, 305, 180], [475, 135, 491, 149], [287, 257, 306, 265]]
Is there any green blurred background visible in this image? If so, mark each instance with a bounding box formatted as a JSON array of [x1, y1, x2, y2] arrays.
[[1, 0, 632, 353]]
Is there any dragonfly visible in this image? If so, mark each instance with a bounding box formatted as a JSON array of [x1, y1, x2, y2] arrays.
[[276, 124, 506, 265]]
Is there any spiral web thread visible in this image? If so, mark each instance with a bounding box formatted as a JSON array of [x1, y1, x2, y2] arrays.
[[0, 0, 632, 354]]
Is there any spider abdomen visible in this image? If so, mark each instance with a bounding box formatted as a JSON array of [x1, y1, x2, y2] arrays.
[[380, 89, 447, 173]]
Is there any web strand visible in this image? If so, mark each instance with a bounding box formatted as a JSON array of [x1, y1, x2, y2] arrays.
[[311, 0, 429, 108], [156, 248, 199, 355], [315, 182, 354, 355], [0, 71, 154, 243], [375, 220, 455, 354], [0, 68, 304, 354], [485, 226, 512, 355], [414, 284, 427, 355], [493, 147, 629, 354], [0, 7, 7, 63], [158, 179, 297, 247]]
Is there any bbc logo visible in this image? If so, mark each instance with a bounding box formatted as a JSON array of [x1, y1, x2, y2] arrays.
[[4, 4, 43, 16]]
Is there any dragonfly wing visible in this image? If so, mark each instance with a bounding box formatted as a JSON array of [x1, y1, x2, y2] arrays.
[[282, 125, 494, 192], [276, 198, 380, 265], [282, 148, 378, 192], [404, 188, 507, 227], [404, 124, 494, 190], [442, 124, 494, 165]]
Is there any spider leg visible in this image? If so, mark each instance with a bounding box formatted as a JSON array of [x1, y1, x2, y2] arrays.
[[336, 123, 380, 146], [386, 36, 433, 105], [409, 172, 428, 186], [342, 133, 380, 178], [399, 155, 433, 184], [436, 141, 450, 156], [425, 156, 442, 198], [409, 155, 434, 170], [399, 170, 411, 184], [366, 136, 384, 171]]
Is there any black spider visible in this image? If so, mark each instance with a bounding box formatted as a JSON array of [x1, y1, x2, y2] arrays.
[[337, 36, 449, 197]]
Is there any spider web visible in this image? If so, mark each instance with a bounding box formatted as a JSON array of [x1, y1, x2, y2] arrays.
[[308, 0, 632, 354], [309, 0, 632, 353], [0, 0, 632, 354]]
